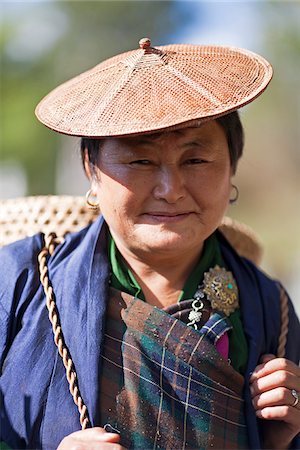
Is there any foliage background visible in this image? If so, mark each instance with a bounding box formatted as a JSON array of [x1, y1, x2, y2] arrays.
[[1, 1, 299, 314]]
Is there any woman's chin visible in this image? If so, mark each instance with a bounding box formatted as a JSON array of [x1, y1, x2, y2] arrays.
[[134, 228, 203, 254]]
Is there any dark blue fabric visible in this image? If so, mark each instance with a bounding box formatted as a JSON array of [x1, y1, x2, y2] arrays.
[[218, 231, 300, 450], [0, 217, 299, 449]]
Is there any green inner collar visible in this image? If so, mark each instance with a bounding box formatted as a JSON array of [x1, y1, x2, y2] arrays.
[[109, 232, 222, 302]]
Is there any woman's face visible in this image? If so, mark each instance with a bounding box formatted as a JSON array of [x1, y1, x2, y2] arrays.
[[92, 120, 233, 259]]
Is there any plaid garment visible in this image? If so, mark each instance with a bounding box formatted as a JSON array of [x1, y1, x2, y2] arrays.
[[100, 288, 249, 449]]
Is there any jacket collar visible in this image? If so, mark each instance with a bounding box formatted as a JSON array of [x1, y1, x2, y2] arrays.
[[49, 216, 110, 426]]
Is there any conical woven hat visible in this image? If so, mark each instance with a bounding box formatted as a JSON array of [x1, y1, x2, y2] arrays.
[[35, 38, 273, 137]]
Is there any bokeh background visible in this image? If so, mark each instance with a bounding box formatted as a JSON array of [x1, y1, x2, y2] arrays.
[[1, 1, 299, 314]]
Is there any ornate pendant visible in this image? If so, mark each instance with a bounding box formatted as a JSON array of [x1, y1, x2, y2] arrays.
[[202, 265, 239, 316], [187, 298, 204, 330]]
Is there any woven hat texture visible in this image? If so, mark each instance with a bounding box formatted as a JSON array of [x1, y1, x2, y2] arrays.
[[0, 195, 263, 265], [35, 39, 273, 137]]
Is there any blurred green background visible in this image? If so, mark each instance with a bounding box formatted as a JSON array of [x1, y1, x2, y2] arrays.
[[0, 1, 299, 313]]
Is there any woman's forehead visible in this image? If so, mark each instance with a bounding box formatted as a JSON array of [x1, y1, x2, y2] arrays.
[[99, 121, 228, 158], [113, 120, 223, 147]]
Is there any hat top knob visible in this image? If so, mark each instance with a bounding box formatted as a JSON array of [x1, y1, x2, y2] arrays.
[[139, 38, 151, 50]]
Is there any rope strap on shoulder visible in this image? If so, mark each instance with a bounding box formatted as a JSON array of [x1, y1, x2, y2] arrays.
[[276, 282, 289, 358], [38, 232, 90, 430]]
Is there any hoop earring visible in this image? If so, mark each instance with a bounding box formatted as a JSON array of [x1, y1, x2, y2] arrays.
[[230, 185, 239, 204], [86, 188, 99, 210]]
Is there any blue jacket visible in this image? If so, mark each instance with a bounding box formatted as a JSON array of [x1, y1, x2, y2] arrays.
[[1, 216, 299, 449]]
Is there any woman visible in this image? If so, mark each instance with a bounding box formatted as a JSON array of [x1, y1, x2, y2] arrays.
[[1, 39, 299, 450]]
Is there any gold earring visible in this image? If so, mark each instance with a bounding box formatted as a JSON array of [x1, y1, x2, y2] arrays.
[[85, 188, 99, 210], [229, 185, 239, 204]]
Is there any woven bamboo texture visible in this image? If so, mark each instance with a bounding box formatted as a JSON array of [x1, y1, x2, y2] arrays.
[[35, 42, 272, 138], [0, 195, 98, 247], [0, 195, 263, 265]]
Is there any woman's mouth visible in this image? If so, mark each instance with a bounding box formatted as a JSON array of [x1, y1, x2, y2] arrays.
[[142, 212, 194, 223]]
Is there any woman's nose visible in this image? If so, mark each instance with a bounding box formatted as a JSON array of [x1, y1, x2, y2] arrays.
[[152, 165, 186, 203]]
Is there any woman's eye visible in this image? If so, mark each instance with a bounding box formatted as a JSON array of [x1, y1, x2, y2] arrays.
[[130, 159, 152, 165], [185, 158, 206, 165]]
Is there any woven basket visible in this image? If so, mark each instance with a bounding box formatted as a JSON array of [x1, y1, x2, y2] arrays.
[[0, 195, 263, 265]]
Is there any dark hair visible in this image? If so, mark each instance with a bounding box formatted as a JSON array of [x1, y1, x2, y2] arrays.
[[216, 111, 244, 173], [81, 110, 244, 175]]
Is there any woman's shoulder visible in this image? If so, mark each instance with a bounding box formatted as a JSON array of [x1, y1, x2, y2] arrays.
[[218, 230, 300, 361], [239, 253, 279, 289], [0, 233, 45, 274], [0, 234, 46, 314], [0, 224, 94, 310], [218, 228, 288, 323], [0, 216, 101, 271], [217, 229, 278, 289]]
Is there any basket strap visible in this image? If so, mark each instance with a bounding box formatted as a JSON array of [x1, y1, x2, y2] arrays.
[[276, 283, 289, 358], [38, 232, 90, 430]]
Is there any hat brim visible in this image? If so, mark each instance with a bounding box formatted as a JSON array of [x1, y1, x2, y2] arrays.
[[35, 44, 273, 138]]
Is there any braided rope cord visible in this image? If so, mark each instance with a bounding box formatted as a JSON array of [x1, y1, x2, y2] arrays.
[[38, 232, 90, 430], [276, 282, 289, 358]]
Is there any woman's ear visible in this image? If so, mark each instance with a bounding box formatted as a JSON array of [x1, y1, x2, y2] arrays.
[[83, 149, 93, 181]]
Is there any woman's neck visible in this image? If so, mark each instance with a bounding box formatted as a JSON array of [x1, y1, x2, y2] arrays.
[[112, 240, 204, 308]]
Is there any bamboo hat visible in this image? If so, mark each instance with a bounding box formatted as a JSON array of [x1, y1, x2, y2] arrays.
[[35, 38, 273, 137]]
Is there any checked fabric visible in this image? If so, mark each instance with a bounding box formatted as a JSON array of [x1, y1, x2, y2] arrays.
[[99, 288, 249, 449]]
